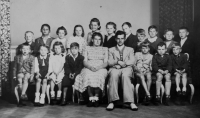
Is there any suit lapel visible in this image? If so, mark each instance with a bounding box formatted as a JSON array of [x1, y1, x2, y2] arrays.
[[114, 46, 121, 60], [123, 47, 129, 61]]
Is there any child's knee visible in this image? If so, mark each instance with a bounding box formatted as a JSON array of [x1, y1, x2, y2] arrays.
[[17, 73, 24, 79], [37, 78, 41, 83], [182, 73, 187, 78], [156, 73, 163, 82], [165, 74, 171, 82], [24, 73, 31, 79], [43, 79, 47, 84]]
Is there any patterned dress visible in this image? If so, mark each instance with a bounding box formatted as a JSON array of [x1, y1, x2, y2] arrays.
[[74, 46, 108, 93], [134, 52, 153, 74]]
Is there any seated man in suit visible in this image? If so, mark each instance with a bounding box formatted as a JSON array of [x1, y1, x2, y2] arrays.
[[106, 31, 138, 111]]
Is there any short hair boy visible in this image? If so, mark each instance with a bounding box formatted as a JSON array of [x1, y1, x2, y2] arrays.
[[163, 28, 177, 54], [13, 43, 35, 105], [171, 43, 188, 96], [17, 31, 36, 55], [152, 42, 172, 105], [61, 42, 84, 105]]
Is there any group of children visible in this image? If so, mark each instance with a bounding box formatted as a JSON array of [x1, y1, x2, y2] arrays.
[[13, 18, 192, 110]]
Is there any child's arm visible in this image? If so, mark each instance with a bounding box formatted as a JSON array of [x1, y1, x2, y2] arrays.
[[13, 56, 18, 80], [34, 57, 41, 77], [30, 56, 35, 81]]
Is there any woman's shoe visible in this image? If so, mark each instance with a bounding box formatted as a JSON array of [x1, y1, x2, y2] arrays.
[[94, 100, 99, 107], [87, 100, 93, 107]]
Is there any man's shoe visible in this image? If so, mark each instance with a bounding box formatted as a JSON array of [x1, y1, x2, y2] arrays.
[[106, 103, 114, 111], [130, 103, 138, 111]]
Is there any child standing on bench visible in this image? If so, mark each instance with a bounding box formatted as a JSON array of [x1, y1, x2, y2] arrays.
[[13, 43, 35, 105], [34, 45, 50, 106], [152, 42, 172, 106], [134, 42, 153, 105], [171, 43, 189, 96]]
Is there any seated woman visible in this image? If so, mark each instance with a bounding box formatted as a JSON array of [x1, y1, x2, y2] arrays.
[[74, 32, 108, 107]]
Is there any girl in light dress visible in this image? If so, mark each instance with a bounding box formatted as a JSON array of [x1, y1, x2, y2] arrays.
[[49, 42, 66, 103]]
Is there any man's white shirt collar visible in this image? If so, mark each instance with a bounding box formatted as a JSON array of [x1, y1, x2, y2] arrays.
[[117, 45, 125, 51]]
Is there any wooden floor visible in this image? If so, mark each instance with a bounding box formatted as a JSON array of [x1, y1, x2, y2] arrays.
[[0, 99, 200, 118]]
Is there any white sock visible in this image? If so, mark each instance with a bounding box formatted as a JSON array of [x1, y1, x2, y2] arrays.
[[182, 87, 186, 92], [57, 90, 62, 98], [35, 92, 40, 103], [176, 87, 180, 92], [50, 91, 55, 97], [39, 94, 45, 104]]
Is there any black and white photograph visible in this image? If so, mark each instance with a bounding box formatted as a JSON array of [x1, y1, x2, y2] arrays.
[[0, 0, 200, 118]]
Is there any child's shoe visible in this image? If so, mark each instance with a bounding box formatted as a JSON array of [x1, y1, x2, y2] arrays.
[[50, 91, 55, 100], [56, 90, 62, 101], [60, 98, 68, 106], [145, 95, 151, 106], [165, 95, 170, 106], [34, 92, 40, 106], [87, 97, 94, 107], [155, 95, 161, 105], [39, 94, 45, 107]]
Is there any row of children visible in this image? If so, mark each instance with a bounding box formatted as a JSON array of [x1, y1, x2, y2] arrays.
[[13, 18, 194, 111]]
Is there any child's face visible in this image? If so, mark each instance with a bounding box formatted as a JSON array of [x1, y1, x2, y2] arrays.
[[42, 26, 50, 36], [116, 34, 125, 46], [58, 30, 65, 39], [70, 46, 79, 56], [106, 25, 115, 34], [137, 34, 146, 42], [54, 45, 62, 54], [90, 22, 99, 32], [149, 28, 157, 38], [172, 46, 181, 56], [141, 46, 149, 54], [157, 46, 167, 55], [22, 46, 31, 55], [122, 24, 131, 35], [164, 31, 174, 41], [39, 46, 48, 56], [75, 27, 83, 37], [179, 29, 189, 39], [93, 36, 102, 46], [25, 33, 33, 43]]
